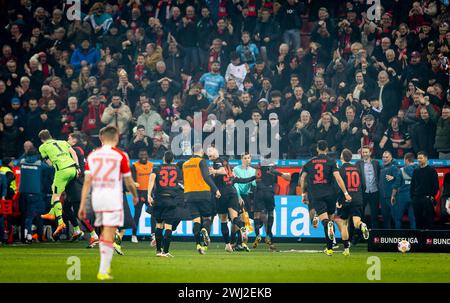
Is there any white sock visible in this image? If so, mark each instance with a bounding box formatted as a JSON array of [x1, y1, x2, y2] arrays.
[[99, 240, 114, 274]]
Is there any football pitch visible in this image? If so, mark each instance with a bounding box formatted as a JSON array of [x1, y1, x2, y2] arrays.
[[1, 241, 449, 283]]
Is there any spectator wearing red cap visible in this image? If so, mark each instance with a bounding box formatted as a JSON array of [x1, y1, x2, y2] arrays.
[[153, 124, 170, 149]]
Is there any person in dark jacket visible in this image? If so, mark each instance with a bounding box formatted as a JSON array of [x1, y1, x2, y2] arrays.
[[314, 112, 339, 156], [373, 70, 402, 125], [335, 105, 362, 154], [356, 146, 381, 229], [379, 150, 402, 229], [0, 113, 22, 158], [277, 0, 303, 51], [253, 8, 280, 64], [128, 125, 154, 159], [148, 77, 182, 106], [361, 114, 384, 158], [197, 6, 216, 70], [41, 99, 62, 140], [411, 106, 437, 158], [410, 151, 439, 230], [434, 105, 450, 159], [400, 51, 430, 91], [24, 99, 44, 148], [392, 153, 417, 229], [288, 111, 315, 158], [177, 6, 199, 75], [19, 148, 50, 243]]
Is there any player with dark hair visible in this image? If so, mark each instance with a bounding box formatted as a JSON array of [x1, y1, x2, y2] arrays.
[[147, 151, 183, 257], [206, 147, 257, 252], [252, 157, 291, 250], [182, 144, 221, 254], [65, 132, 99, 245], [299, 140, 352, 256], [131, 149, 155, 245], [335, 149, 370, 256]]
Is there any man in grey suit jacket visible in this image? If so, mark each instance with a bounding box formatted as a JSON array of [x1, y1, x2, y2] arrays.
[[356, 146, 381, 229]]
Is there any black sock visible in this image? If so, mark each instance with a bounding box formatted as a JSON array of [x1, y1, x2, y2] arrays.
[[343, 240, 350, 249], [236, 230, 242, 245], [322, 219, 332, 250], [202, 217, 211, 234], [151, 216, 157, 235], [171, 220, 180, 231], [266, 213, 274, 238], [155, 228, 163, 252], [221, 222, 230, 244], [254, 219, 262, 236], [232, 217, 244, 229], [163, 229, 172, 253], [193, 222, 202, 245], [230, 228, 237, 244]]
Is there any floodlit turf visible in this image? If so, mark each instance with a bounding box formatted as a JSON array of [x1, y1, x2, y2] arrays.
[[0, 241, 449, 283]]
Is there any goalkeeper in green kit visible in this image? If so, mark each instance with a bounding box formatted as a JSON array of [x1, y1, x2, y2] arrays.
[[38, 130, 80, 237]]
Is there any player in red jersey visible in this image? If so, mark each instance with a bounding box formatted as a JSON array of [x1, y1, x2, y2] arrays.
[[300, 140, 352, 256]]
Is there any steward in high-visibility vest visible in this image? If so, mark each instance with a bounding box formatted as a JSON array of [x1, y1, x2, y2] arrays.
[[131, 149, 154, 240], [182, 144, 220, 254], [0, 158, 17, 199]]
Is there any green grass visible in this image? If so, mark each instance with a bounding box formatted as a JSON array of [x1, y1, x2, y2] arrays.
[[0, 241, 449, 283]]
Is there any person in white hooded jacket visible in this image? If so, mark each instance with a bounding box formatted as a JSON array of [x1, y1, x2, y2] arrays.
[[225, 52, 248, 92]]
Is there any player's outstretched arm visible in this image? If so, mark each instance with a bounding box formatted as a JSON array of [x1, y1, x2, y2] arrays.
[[125, 175, 139, 205], [232, 175, 257, 184], [212, 167, 227, 176], [78, 174, 92, 220], [333, 171, 352, 202]]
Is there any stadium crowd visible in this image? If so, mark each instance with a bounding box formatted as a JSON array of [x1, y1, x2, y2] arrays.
[[0, 0, 448, 161], [0, 0, 449, 244]]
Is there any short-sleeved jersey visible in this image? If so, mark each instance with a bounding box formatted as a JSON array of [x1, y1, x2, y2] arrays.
[[212, 158, 237, 195], [153, 164, 183, 198], [255, 165, 282, 192], [302, 154, 338, 199], [39, 139, 76, 171], [338, 162, 363, 205], [85, 146, 131, 212], [384, 128, 411, 158]]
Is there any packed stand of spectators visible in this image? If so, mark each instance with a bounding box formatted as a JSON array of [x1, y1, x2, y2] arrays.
[[0, 0, 449, 162]]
